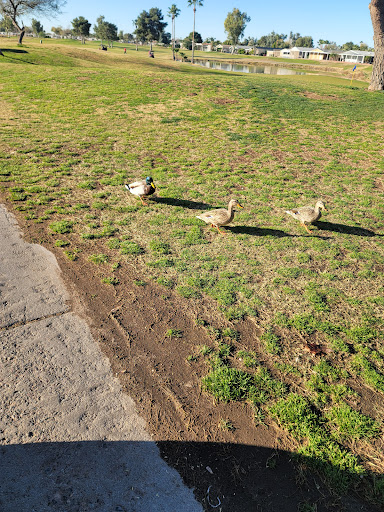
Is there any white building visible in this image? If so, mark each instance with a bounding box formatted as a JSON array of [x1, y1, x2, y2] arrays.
[[339, 50, 374, 63]]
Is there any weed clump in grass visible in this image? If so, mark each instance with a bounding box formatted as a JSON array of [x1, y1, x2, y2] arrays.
[[147, 258, 174, 268], [177, 285, 201, 299], [269, 393, 366, 491], [305, 285, 330, 312], [237, 350, 258, 368], [261, 329, 282, 355], [107, 238, 121, 249], [202, 366, 254, 402], [54, 239, 70, 247], [78, 180, 96, 190], [64, 250, 78, 261], [11, 191, 28, 201], [102, 276, 119, 285], [325, 402, 380, 441], [89, 253, 109, 264], [218, 342, 233, 359], [50, 220, 73, 234], [150, 240, 171, 255], [157, 276, 174, 288], [222, 327, 239, 340], [200, 345, 213, 356], [120, 241, 144, 255], [269, 393, 321, 439], [218, 419, 235, 431], [351, 355, 384, 393], [166, 328, 183, 339]]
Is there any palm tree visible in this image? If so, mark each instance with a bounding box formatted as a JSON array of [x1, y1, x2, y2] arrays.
[[187, 0, 203, 63], [167, 4, 180, 61]]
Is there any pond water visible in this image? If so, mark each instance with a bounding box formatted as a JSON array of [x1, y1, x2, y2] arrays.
[[193, 59, 306, 75]]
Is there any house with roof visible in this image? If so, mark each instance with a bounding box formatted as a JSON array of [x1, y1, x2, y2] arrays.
[[290, 47, 324, 59], [254, 46, 284, 56], [277, 47, 342, 61], [319, 49, 343, 60], [339, 50, 374, 63], [194, 42, 213, 52], [276, 48, 292, 58], [215, 44, 234, 53], [233, 45, 254, 54]]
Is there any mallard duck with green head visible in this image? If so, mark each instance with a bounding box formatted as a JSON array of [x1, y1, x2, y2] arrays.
[[125, 176, 156, 205]]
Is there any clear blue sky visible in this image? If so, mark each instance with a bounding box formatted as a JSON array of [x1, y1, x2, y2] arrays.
[[31, 0, 374, 47]]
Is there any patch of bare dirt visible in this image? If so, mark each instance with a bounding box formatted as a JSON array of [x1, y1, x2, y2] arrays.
[[301, 91, 341, 101], [210, 98, 238, 105]]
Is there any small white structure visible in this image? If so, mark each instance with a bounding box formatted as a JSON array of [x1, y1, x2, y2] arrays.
[[289, 46, 317, 59], [215, 44, 234, 53], [339, 50, 374, 63], [233, 45, 254, 54], [194, 42, 213, 51], [280, 48, 291, 58]]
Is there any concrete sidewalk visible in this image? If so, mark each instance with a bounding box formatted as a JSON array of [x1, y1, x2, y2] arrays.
[[0, 204, 202, 512]]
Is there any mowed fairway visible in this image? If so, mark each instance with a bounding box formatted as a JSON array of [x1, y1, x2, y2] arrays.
[[2, 38, 384, 507]]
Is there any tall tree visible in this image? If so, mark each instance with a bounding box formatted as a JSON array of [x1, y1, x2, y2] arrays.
[[257, 31, 288, 48], [224, 8, 250, 45], [369, 0, 384, 90], [0, 0, 66, 44], [31, 18, 44, 36], [0, 14, 13, 34], [167, 4, 180, 60], [71, 16, 91, 44], [187, 0, 203, 63], [134, 8, 167, 51], [295, 36, 313, 48], [183, 30, 202, 50], [51, 25, 63, 38], [93, 15, 118, 46]]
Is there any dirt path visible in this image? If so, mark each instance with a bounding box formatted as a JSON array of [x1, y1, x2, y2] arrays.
[[0, 204, 202, 512]]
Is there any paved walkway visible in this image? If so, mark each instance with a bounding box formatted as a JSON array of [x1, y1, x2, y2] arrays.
[[0, 204, 202, 512]]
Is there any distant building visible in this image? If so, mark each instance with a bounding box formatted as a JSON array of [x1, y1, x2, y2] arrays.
[[194, 42, 213, 52], [254, 46, 284, 56], [215, 44, 234, 53], [339, 50, 374, 63]]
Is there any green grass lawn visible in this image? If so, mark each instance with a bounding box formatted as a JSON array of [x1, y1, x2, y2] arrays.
[[1, 37, 384, 505]]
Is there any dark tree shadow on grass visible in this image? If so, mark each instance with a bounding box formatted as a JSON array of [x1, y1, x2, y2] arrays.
[[1, 48, 35, 64], [1, 49, 28, 54], [152, 196, 213, 210], [314, 221, 381, 237]]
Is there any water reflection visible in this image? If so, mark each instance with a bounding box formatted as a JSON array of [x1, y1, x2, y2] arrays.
[[194, 59, 305, 75]]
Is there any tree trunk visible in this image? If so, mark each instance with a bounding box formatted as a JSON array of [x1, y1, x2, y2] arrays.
[[369, 0, 384, 91], [7, 16, 25, 44], [191, 7, 196, 63], [172, 17, 175, 60], [18, 27, 25, 44]]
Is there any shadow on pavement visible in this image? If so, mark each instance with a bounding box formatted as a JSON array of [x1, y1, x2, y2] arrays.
[[0, 440, 381, 512]]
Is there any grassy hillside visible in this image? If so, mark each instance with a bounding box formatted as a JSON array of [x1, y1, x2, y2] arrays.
[[1, 38, 384, 506]]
